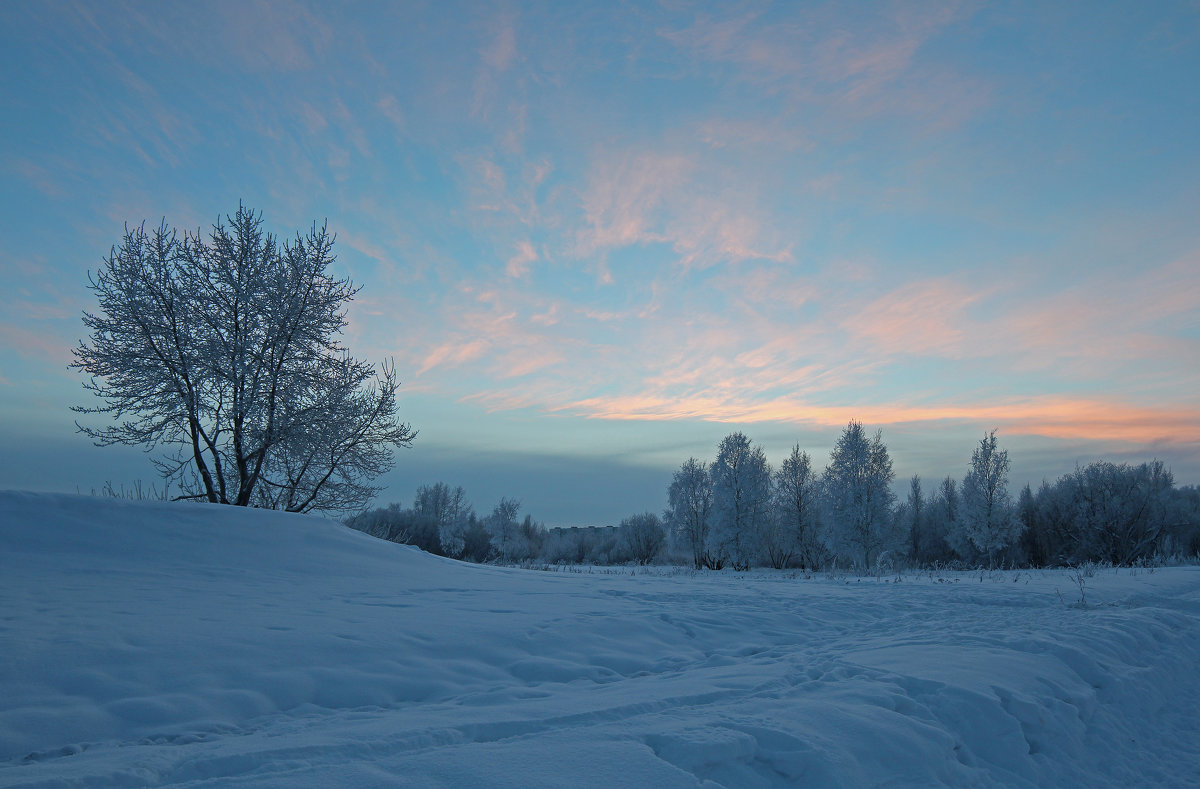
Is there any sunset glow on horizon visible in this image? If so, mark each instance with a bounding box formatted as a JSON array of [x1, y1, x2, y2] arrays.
[[1, 1, 1198, 524]]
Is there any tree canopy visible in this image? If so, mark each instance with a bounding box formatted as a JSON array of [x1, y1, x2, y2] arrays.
[[72, 204, 415, 515]]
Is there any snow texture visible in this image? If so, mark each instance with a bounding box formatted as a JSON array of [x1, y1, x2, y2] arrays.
[[2, 491, 1198, 787]]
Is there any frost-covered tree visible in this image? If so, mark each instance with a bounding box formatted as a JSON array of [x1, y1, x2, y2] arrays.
[[929, 475, 965, 561], [1067, 460, 1174, 564], [954, 431, 1023, 566], [665, 457, 717, 569], [768, 445, 820, 569], [1164, 484, 1200, 557], [1017, 483, 1050, 566], [71, 205, 415, 515], [485, 497, 525, 561], [458, 514, 495, 563], [709, 432, 772, 569], [939, 475, 958, 524], [907, 475, 925, 563], [620, 512, 666, 565], [1016, 461, 1181, 566], [821, 421, 897, 569], [414, 483, 472, 558]]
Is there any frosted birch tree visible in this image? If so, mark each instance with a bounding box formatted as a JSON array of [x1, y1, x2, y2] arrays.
[[485, 497, 524, 561], [769, 444, 820, 569], [821, 421, 897, 569], [954, 430, 1023, 565], [665, 457, 716, 569], [709, 432, 772, 569]]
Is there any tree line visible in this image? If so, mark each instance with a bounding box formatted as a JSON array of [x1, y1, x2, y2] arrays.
[[344, 483, 671, 566], [671, 425, 1200, 569], [670, 424, 1199, 569], [356, 423, 1200, 570]]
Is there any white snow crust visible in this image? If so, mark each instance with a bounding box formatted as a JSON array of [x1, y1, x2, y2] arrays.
[[2, 490, 1198, 787]]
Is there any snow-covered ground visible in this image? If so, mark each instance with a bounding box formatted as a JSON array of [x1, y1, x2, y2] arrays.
[[1, 491, 1198, 788]]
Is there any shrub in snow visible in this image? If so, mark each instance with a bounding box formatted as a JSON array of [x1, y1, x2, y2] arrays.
[[345, 503, 442, 554]]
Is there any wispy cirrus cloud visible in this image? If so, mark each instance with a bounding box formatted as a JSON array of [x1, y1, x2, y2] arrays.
[[1005, 253, 1200, 363], [658, 1, 978, 115], [573, 148, 792, 272], [845, 278, 982, 358], [400, 238, 1197, 450], [506, 240, 538, 278]]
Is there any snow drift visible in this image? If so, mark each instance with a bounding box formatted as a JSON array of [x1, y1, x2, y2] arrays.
[[1, 490, 1198, 787]]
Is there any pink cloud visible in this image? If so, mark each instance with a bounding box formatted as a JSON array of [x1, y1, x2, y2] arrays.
[[530, 303, 560, 327], [575, 148, 791, 270], [997, 251, 1200, 373], [472, 15, 519, 120], [719, 266, 816, 309], [846, 278, 980, 358], [557, 392, 1200, 445], [417, 339, 489, 376], [341, 234, 391, 267], [576, 151, 689, 254], [498, 348, 566, 379], [506, 240, 538, 278], [660, 3, 987, 131]]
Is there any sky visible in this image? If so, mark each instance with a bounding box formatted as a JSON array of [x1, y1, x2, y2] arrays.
[[1, 1, 1198, 526]]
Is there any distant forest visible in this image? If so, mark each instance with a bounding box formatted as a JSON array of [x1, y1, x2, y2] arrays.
[[347, 423, 1200, 571]]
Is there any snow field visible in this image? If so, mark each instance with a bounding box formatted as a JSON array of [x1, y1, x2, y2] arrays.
[[1, 490, 1198, 787]]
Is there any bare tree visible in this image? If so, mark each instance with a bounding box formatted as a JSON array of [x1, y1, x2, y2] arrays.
[[71, 205, 415, 515]]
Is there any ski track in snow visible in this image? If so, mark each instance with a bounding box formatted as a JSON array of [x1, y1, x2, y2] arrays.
[[1, 491, 1198, 787]]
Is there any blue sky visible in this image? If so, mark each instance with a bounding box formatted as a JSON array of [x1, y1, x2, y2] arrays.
[[2, 1, 1198, 525]]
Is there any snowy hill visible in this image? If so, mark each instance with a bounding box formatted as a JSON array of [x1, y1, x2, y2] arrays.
[[2, 491, 1199, 787]]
